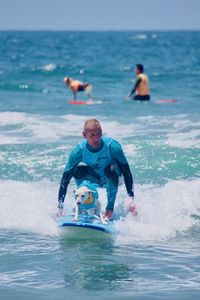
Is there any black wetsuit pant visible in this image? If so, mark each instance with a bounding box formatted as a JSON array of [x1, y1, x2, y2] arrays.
[[133, 95, 150, 101]]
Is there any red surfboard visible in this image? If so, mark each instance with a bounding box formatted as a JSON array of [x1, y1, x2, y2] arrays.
[[156, 99, 177, 103], [68, 100, 101, 105], [68, 100, 90, 105]]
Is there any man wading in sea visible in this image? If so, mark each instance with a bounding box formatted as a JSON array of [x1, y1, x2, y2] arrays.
[[127, 64, 150, 101]]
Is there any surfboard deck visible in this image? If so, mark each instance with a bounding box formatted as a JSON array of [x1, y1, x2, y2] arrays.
[[125, 98, 177, 104], [155, 99, 177, 103], [68, 100, 102, 105], [57, 214, 116, 239]]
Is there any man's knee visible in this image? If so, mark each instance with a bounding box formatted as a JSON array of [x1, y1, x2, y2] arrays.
[[74, 165, 89, 179], [74, 165, 101, 180]]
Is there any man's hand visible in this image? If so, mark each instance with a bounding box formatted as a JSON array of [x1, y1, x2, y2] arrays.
[[57, 202, 64, 217], [127, 197, 138, 216], [129, 201, 138, 216], [56, 208, 65, 217], [103, 209, 113, 221]]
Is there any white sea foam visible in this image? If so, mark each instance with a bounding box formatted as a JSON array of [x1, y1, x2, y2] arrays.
[[0, 179, 199, 241], [123, 143, 137, 156], [166, 129, 200, 149], [115, 179, 200, 243], [0, 112, 136, 144], [130, 34, 148, 40], [18, 84, 29, 89], [32, 63, 56, 72], [0, 180, 59, 235], [137, 114, 200, 149], [0, 112, 199, 150], [166, 118, 200, 149], [42, 63, 56, 72], [0, 112, 84, 144]]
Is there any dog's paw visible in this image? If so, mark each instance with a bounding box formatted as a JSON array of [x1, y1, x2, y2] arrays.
[[93, 214, 100, 220], [101, 218, 108, 225], [100, 214, 108, 225]]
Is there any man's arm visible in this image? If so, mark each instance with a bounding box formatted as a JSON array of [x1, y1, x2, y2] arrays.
[[117, 162, 134, 197], [109, 140, 134, 197], [128, 77, 142, 97], [109, 140, 138, 215], [57, 145, 82, 212], [58, 168, 74, 209]]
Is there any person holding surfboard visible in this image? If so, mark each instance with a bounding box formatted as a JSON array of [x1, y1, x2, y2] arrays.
[[57, 119, 137, 221], [127, 64, 150, 101], [63, 77, 92, 100]]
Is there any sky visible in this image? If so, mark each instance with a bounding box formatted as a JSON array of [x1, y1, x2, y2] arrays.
[[0, 0, 200, 31]]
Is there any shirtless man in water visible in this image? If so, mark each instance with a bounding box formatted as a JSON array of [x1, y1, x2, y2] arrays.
[[63, 77, 92, 100], [128, 64, 150, 101]]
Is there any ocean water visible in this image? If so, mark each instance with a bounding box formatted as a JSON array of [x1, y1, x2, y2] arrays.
[[0, 31, 200, 300]]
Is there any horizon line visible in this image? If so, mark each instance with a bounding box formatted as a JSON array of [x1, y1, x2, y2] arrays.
[[0, 28, 200, 32]]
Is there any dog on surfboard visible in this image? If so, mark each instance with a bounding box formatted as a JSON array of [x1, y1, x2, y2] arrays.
[[73, 180, 106, 224], [63, 77, 92, 100]]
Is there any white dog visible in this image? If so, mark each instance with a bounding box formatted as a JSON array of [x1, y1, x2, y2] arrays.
[[73, 181, 106, 224]]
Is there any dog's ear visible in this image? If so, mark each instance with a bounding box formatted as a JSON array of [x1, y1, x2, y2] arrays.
[[87, 189, 96, 193]]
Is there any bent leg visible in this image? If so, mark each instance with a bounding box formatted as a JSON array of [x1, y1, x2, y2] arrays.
[[105, 181, 118, 212], [73, 91, 77, 100], [74, 165, 101, 186], [104, 164, 119, 212], [84, 83, 92, 99]]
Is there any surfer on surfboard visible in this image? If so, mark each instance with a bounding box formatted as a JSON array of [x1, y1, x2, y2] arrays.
[[63, 77, 92, 100], [57, 119, 137, 221]]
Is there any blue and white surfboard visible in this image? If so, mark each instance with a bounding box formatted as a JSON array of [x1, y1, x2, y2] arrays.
[[57, 214, 116, 239]]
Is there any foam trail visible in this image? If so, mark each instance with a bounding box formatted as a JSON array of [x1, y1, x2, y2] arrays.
[[1, 112, 199, 149], [0, 180, 59, 235], [0, 179, 199, 242], [115, 179, 200, 243], [0, 112, 137, 144]]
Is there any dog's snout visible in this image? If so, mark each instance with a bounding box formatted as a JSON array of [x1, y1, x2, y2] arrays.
[[75, 193, 83, 205]]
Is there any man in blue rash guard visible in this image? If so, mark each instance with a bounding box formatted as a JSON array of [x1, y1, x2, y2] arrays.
[[57, 119, 137, 221]]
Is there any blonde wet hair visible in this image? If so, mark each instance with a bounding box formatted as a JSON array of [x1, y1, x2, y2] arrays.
[[83, 119, 102, 132]]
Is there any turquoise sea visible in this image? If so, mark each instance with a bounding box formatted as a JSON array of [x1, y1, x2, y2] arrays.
[[0, 31, 200, 300]]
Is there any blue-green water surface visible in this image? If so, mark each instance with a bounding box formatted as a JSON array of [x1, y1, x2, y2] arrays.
[[0, 31, 200, 300]]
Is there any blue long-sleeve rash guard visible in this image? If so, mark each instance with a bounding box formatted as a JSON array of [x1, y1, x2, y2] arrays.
[[58, 138, 134, 205]]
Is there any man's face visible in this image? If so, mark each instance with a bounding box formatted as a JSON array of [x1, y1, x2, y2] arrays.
[[83, 128, 102, 148], [135, 67, 140, 75]]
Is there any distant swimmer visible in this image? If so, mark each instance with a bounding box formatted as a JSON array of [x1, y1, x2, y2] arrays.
[[63, 77, 92, 100], [127, 64, 150, 101]]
